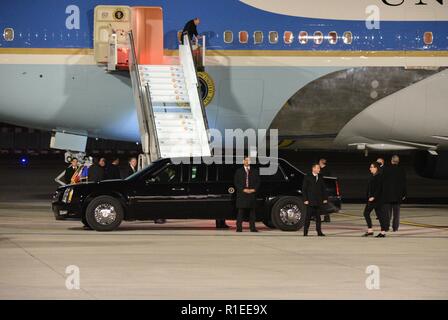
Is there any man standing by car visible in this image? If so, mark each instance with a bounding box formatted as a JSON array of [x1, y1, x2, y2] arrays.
[[382, 155, 407, 232], [234, 156, 260, 232], [302, 163, 328, 236], [318, 158, 332, 223]]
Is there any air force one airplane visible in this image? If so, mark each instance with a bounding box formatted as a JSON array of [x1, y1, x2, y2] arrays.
[[0, 0, 448, 177]]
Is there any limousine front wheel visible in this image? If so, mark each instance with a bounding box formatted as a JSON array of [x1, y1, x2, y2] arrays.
[[271, 197, 305, 231], [85, 196, 124, 232]]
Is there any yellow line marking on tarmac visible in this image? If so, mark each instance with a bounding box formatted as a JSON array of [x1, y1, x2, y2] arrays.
[[335, 212, 448, 230]]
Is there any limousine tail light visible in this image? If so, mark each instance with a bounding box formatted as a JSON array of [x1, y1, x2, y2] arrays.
[[335, 181, 340, 197]]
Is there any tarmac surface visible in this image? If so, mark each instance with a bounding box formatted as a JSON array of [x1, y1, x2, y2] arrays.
[[0, 201, 447, 299]]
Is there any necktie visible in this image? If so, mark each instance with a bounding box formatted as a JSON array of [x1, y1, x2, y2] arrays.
[[315, 175, 318, 182], [245, 168, 249, 188]]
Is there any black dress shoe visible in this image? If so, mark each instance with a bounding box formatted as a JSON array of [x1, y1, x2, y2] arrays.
[[363, 232, 374, 237], [236, 229, 242, 233], [303, 233, 308, 237], [217, 224, 230, 229], [375, 233, 386, 238], [250, 229, 259, 233], [323, 215, 331, 223], [317, 233, 326, 237]]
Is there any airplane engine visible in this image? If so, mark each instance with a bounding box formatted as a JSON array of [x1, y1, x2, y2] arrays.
[[414, 151, 448, 180]]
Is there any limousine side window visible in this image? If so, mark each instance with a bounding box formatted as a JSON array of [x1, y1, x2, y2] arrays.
[[206, 164, 218, 182], [151, 165, 180, 184], [218, 164, 239, 182]]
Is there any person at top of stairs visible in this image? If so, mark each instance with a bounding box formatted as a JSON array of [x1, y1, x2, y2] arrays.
[[181, 17, 200, 44]]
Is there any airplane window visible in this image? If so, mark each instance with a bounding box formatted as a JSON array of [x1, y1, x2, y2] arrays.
[[298, 31, 308, 44], [424, 32, 433, 45], [313, 31, 323, 45], [284, 31, 293, 44], [224, 30, 233, 44], [269, 31, 278, 44], [328, 31, 338, 44], [343, 31, 353, 44], [239, 31, 248, 44], [254, 31, 263, 44], [3, 28, 14, 41]]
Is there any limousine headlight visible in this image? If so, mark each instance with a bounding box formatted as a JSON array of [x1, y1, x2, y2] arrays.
[[62, 188, 74, 203]]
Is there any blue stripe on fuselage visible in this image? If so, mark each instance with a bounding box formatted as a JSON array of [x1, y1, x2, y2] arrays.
[[0, 0, 447, 51]]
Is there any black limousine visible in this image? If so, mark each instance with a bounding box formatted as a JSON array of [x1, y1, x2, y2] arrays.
[[52, 157, 341, 231]]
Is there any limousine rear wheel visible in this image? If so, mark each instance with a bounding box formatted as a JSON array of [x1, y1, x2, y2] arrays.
[[85, 196, 124, 232], [271, 197, 305, 231]]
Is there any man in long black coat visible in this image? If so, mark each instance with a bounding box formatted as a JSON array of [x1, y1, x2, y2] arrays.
[[105, 157, 121, 180], [302, 163, 329, 236], [382, 155, 407, 232], [234, 156, 260, 232], [318, 158, 332, 223], [88, 157, 106, 182]]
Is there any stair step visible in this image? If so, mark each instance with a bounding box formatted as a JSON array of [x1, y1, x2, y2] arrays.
[[153, 113, 193, 120], [139, 65, 183, 72], [141, 78, 186, 85], [154, 118, 195, 125], [156, 131, 200, 140], [150, 89, 188, 96], [139, 71, 184, 79], [153, 108, 191, 115], [150, 95, 190, 103], [145, 83, 187, 91]]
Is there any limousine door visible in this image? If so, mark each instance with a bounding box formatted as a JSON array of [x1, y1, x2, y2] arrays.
[[130, 164, 190, 219], [203, 163, 237, 219]]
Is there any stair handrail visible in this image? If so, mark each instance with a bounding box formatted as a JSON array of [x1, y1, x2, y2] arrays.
[[182, 32, 211, 156], [128, 31, 160, 161]]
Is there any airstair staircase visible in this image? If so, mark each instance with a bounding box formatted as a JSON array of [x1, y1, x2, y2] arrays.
[[128, 31, 211, 167]]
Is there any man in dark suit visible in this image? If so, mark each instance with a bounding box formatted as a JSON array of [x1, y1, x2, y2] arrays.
[[318, 158, 332, 223], [376, 157, 385, 174], [382, 155, 407, 232], [182, 18, 200, 44], [88, 157, 106, 182], [122, 157, 138, 179], [234, 156, 260, 232], [302, 163, 329, 236], [105, 157, 121, 180], [64, 158, 79, 185]]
